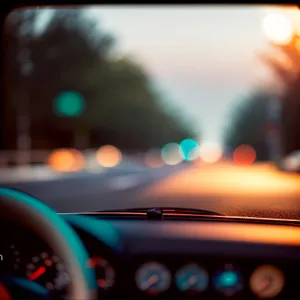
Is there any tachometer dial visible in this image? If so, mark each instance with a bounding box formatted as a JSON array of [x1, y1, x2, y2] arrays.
[[26, 252, 70, 292], [135, 262, 171, 295], [87, 257, 115, 290]]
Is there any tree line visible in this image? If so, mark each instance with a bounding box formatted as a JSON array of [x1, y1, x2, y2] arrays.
[[3, 9, 196, 152]]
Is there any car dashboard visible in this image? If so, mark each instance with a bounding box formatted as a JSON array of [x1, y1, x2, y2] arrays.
[[1, 213, 300, 300]]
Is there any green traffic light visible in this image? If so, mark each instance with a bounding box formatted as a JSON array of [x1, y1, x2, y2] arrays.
[[54, 91, 85, 117]]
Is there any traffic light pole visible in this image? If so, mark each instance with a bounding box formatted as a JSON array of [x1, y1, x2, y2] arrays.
[[16, 39, 31, 165]]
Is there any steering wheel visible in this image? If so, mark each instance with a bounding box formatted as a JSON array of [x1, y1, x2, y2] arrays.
[[0, 187, 97, 299]]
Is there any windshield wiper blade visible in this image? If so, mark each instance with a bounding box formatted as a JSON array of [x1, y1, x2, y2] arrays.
[[127, 207, 222, 215], [97, 207, 222, 218]]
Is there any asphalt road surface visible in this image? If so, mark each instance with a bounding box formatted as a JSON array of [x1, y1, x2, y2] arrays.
[[0, 163, 188, 212], [1, 161, 300, 220]]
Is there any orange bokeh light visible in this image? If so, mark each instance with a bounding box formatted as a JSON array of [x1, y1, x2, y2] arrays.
[[47, 149, 84, 172], [96, 145, 122, 168], [233, 145, 256, 166]]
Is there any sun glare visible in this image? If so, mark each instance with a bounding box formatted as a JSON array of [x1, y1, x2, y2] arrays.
[[262, 13, 294, 45]]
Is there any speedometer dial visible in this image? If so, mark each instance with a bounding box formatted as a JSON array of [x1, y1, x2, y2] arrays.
[[26, 252, 70, 292]]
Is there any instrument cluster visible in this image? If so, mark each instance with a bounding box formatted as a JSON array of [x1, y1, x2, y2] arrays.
[[0, 236, 295, 300], [1, 221, 299, 299], [133, 260, 290, 299]]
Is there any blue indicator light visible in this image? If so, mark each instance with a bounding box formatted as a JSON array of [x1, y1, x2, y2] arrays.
[[213, 268, 243, 296], [219, 271, 238, 287]]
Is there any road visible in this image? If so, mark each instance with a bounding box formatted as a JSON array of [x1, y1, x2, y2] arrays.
[[0, 162, 188, 212], [1, 161, 300, 219]]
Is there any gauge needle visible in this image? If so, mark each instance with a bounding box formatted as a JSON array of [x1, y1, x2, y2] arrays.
[[28, 266, 46, 281], [257, 277, 272, 292], [188, 276, 197, 287], [140, 275, 159, 290]]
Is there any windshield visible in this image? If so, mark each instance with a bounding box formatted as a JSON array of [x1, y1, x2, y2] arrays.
[[2, 5, 300, 218]]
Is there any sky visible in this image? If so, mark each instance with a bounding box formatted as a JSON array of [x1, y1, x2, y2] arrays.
[[86, 5, 296, 146], [33, 5, 300, 146]]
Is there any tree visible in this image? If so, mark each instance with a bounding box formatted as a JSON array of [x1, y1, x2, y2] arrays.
[[223, 90, 274, 161], [5, 8, 196, 152], [83, 57, 196, 150], [259, 34, 300, 156]]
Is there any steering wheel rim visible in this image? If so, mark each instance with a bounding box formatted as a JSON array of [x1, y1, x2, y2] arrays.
[[0, 187, 97, 300]]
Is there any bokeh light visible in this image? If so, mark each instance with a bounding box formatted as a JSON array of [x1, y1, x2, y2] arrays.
[[283, 151, 300, 171], [54, 91, 85, 117], [262, 13, 294, 45], [96, 145, 122, 168], [47, 149, 84, 172], [180, 139, 199, 161], [283, 156, 300, 171], [233, 145, 256, 166], [161, 143, 183, 165], [199, 142, 223, 164]]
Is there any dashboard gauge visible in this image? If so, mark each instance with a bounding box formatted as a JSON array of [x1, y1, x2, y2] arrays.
[[175, 263, 209, 293], [26, 252, 70, 292], [87, 257, 115, 290], [135, 262, 171, 295], [213, 264, 243, 296], [250, 265, 285, 299]]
